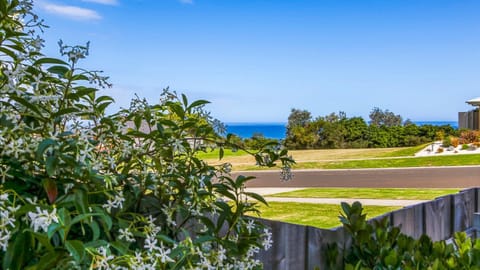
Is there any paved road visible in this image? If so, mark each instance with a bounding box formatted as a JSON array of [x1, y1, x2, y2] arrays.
[[235, 166, 480, 188]]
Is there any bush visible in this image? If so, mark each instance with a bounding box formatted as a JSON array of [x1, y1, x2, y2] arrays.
[[459, 130, 480, 144], [450, 136, 460, 148], [330, 202, 480, 269], [462, 144, 470, 150], [436, 147, 444, 153], [442, 136, 452, 147], [0, 1, 294, 269]]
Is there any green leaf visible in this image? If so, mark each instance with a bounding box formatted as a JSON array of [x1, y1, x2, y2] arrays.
[[193, 235, 215, 245], [188, 99, 210, 110], [233, 175, 256, 189], [111, 240, 129, 255], [156, 234, 176, 245], [52, 108, 80, 118], [384, 249, 398, 266], [0, 46, 16, 59], [71, 74, 89, 81], [47, 65, 69, 76], [74, 188, 88, 214], [32, 232, 55, 252], [65, 240, 85, 262], [243, 192, 268, 206], [34, 57, 69, 66], [36, 138, 56, 161], [47, 222, 62, 240], [169, 103, 185, 119], [32, 251, 64, 270], [89, 220, 100, 241], [181, 93, 188, 107], [45, 155, 58, 176], [70, 213, 102, 226], [219, 147, 224, 160], [9, 95, 44, 117], [95, 95, 115, 104], [213, 185, 236, 201], [3, 231, 32, 270], [84, 240, 109, 249]]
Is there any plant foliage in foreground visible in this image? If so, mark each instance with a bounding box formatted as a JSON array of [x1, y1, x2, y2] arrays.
[[332, 202, 480, 269], [0, 1, 293, 269]]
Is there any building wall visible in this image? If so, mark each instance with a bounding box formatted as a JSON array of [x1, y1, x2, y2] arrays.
[[458, 109, 479, 130]]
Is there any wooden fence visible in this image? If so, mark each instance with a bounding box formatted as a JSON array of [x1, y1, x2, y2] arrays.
[[255, 187, 480, 270]]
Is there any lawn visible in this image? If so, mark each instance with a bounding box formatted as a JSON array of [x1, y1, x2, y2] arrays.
[[235, 153, 480, 170], [198, 146, 480, 170], [268, 188, 460, 200], [253, 202, 399, 228], [198, 147, 416, 164]]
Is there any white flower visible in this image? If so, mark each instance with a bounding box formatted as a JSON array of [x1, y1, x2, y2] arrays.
[[102, 191, 125, 213], [27, 207, 59, 233], [144, 234, 158, 253], [217, 245, 227, 263], [157, 242, 174, 264], [118, 228, 135, 242], [161, 207, 177, 227], [246, 219, 255, 234], [94, 246, 115, 270], [64, 183, 74, 194], [261, 228, 273, 250]]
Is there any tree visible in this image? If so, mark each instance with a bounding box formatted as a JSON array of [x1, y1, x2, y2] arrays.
[[369, 107, 403, 127], [285, 108, 314, 149], [287, 108, 312, 129]]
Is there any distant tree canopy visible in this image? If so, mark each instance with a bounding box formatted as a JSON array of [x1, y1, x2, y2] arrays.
[[285, 108, 456, 149], [369, 107, 403, 127]]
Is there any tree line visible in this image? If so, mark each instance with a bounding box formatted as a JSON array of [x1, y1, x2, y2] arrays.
[[284, 107, 456, 149]]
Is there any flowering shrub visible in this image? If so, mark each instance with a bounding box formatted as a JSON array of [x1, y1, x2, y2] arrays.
[[459, 130, 480, 144], [0, 1, 294, 269]]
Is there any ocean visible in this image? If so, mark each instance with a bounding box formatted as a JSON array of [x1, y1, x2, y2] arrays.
[[226, 121, 458, 140]]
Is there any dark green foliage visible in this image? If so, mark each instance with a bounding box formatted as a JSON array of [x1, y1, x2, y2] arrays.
[[369, 107, 403, 127], [284, 109, 456, 150], [332, 202, 480, 270]]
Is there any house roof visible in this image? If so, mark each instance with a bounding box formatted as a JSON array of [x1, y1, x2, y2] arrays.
[[466, 97, 480, 106]]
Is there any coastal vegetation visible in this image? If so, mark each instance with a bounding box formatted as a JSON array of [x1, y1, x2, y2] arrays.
[[284, 108, 457, 149], [200, 146, 480, 170]]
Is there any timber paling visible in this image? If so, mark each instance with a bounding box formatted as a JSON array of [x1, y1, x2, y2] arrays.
[[256, 187, 480, 270]]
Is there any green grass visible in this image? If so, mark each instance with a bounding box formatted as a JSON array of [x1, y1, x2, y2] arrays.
[[236, 153, 480, 170], [196, 148, 249, 159], [378, 144, 429, 157], [319, 154, 480, 169], [254, 202, 399, 228], [268, 188, 460, 200]]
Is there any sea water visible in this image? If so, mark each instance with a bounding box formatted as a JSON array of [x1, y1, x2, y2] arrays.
[[226, 121, 458, 140]]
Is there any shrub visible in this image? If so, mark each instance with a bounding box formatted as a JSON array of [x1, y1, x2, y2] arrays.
[[462, 144, 470, 150], [330, 202, 480, 269], [0, 1, 294, 269], [450, 136, 459, 148], [436, 147, 444, 153], [442, 136, 452, 147], [459, 130, 480, 144]]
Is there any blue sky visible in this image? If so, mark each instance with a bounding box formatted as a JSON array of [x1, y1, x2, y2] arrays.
[[35, 0, 480, 123]]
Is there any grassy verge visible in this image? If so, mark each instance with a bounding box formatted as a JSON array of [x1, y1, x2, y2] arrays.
[[254, 202, 399, 228], [377, 143, 429, 157], [196, 149, 249, 159], [236, 154, 480, 170], [268, 188, 460, 200]]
